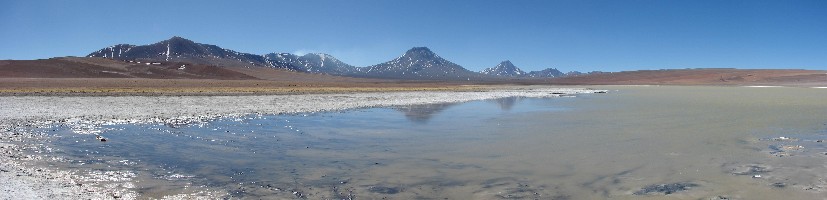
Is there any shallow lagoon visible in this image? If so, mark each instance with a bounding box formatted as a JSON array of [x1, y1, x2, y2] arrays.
[[24, 86, 827, 199]]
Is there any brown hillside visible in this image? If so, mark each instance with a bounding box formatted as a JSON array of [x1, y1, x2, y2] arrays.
[[548, 69, 827, 86], [0, 57, 257, 80]]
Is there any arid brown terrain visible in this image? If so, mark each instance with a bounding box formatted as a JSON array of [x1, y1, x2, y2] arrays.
[[1, 57, 825, 95], [547, 69, 827, 86], [0, 57, 487, 95]]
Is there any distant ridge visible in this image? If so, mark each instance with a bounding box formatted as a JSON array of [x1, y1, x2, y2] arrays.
[[481, 60, 526, 77], [480, 60, 566, 78], [264, 53, 357, 75], [527, 68, 565, 78]]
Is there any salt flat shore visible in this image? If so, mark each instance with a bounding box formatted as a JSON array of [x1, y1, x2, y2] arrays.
[[0, 87, 600, 123], [0, 86, 602, 199]]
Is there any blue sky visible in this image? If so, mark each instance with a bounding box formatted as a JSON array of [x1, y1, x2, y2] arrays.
[[1, 0, 825, 72]]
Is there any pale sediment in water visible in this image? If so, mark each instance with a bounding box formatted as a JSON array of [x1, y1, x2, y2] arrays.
[[743, 85, 785, 88], [0, 86, 599, 199]]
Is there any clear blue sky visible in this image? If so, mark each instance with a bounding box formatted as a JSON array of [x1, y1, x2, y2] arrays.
[[2, 0, 826, 72]]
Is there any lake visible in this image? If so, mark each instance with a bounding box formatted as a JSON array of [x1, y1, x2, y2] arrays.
[[22, 86, 827, 199]]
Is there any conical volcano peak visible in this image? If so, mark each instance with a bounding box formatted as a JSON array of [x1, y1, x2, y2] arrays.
[[403, 47, 436, 57], [407, 47, 431, 52], [499, 60, 515, 67], [359, 46, 478, 80]]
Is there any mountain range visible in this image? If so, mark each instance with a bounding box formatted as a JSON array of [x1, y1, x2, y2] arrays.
[[87, 36, 573, 80]]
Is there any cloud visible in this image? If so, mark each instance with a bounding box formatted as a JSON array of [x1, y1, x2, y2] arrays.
[[292, 49, 317, 56]]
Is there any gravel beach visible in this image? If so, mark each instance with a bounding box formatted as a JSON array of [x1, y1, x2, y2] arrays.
[[0, 86, 601, 199]]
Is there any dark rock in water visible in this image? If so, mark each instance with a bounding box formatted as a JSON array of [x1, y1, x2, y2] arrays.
[[368, 186, 400, 194], [479, 179, 546, 199], [634, 182, 698, 195], [710, 196, 731, 200], [731, 164, 771, 176]]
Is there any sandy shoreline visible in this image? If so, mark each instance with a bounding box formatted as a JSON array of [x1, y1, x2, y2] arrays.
[[0, 86, 602, 199]]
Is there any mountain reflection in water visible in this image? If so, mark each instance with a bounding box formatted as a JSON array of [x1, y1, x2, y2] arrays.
[[394, 97, 521, 123], [490, 96, 520, 111]]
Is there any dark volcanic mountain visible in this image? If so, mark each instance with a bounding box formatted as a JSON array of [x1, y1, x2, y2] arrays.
[[87, 36, 277, 68], [264, 53, 357, 75], [481, 60, 526, 77], [358, 47, 482, 80], [527, 68, 565, 78]]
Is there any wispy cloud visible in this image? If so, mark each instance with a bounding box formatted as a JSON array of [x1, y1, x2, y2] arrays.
[[292, 49, 317, 56]]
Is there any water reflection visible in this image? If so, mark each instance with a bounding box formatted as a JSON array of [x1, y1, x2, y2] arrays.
[[489, 96, 521, 111], [394, 97, 523, 123], [394, 103, 458, 123]]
